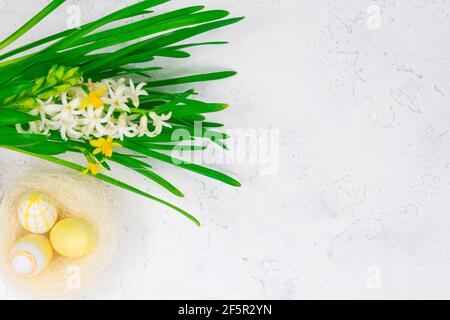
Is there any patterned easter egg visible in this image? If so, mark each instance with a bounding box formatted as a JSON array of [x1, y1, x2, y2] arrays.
[[17, 192, 58, 234], [9, 234, 53, 277]]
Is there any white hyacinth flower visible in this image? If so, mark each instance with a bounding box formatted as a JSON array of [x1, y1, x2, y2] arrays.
[[137, 115, 156, 138], [80, 106, 109, 137], [127, 79, 148, 107], [51, 92, 82, 121], [114, 113, 138, 140], [101, 121, 119, 139], [15, 121, 46, 135], [29, 98, 58, 131], [102, 78, 126, 91], [55, 116, 82, 140], [48, 93, 83, 140], [15, 76, 170, 141], [149, 111, 172, 136], [104, 85, 130, 115]]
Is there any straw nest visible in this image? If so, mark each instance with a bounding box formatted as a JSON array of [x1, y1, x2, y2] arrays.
[[0, 170, 118, 298]]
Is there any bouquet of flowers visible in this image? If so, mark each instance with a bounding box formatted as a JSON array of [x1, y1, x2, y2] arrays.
[[0, 0, 243, 226]]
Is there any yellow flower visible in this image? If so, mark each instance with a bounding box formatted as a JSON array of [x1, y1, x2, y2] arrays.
[[80, 86, 107, 110], [80, 162, 104, 176], [90, 136, 121, 157]]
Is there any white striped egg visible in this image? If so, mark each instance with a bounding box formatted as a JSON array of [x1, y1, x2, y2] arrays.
[[9, 234, 53, 276]]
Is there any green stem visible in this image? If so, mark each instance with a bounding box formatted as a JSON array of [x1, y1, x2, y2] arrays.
[[0, 0, 66, 51], [129, 107, 150, 115]]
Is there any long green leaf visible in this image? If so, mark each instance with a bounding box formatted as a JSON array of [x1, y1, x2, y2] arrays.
[[0, 109, 37, 125], [148, 71, 237, 87], [46, 6, 210, 61], [48, 0, 169, 53], [123, 141, 241, 187], [0, 6, 157, 62], [171, 103, 228, 117], [22, 140, 67, 155], [138, 143, 207, 151], [0, 132, 46, 147], [0, 0, 66, 51], [112, 153, 184, 197], [82, 17, 243, 75], [0, 81, 33, 102], [77, 6, 206, 47]]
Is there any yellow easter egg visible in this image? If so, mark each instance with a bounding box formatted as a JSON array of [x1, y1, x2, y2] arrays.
[[17, 192, 58, 234], [9, 234, 53, 277], [50, 218, 96, 258]]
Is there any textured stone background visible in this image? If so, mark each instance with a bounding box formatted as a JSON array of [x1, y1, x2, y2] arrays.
[[1, 0, 450, 299]]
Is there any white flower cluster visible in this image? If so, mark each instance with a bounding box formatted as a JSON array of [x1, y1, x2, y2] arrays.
[[16, 78, 172, 141]]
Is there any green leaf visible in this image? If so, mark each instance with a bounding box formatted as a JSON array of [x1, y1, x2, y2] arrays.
[[48, 0, 170, 53], [139, 143, 207, 151], [95, 170, 199, 226], [82, 17, 243, 75], [40, 7, 211, 65], [127, 42, 229, 63], [151, 48, 191, 58], [0, 109, 37, 125], [113, 152, 153, 169], [0, 8, 145, 62], [94, 66, 162, 79], [147, 71, 237, 87], [0, 0, 66, 51], [77, 6, 207, 47], [171, 102, 229, 117], [166, 41, 228, 51], [171, 124, 229, 140], [173, 114, 207, 122], [22, 140, 67, 155], [0, 5, 154, 62], [123, 141, 241, 187], [112, 153, 184, 197], [0, 81, 34, 102], [202, 122, 225, 128], [0, 132, 46, 147]]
